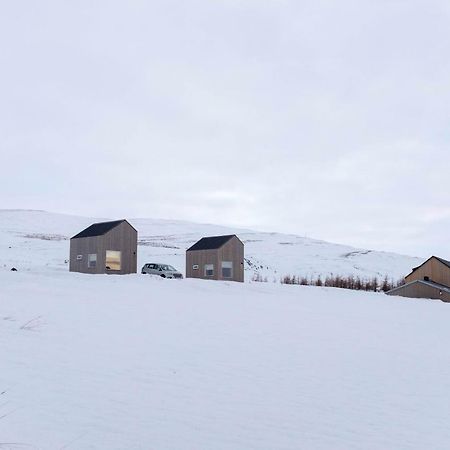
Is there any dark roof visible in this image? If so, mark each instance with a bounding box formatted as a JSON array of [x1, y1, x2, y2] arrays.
[[187, 235, 236, 251], [435, 257, 450, 269], [409, 255, 450, 276], [71, 220, 129, 239]]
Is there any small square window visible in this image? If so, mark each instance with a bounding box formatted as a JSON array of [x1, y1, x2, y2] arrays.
[[88, 254, 97, 268], [204, 264, 214, 277], [222, 261, 233, 278]]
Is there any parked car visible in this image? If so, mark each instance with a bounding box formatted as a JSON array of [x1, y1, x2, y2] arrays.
[[141, 263, 183, 279]]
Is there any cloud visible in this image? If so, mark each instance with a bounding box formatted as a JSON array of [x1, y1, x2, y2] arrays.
[[1, 0, 449, 257]]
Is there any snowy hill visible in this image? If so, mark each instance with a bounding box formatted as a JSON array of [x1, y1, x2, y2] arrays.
[[1, 209, 449, 449], [0, 209, 421, 280]]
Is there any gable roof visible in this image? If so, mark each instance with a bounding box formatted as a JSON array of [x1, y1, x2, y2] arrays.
[[71, 219, 132, 239], [387, 279, 450, 295], [407, 255, 450, 278], [187, 234, 237, 251]]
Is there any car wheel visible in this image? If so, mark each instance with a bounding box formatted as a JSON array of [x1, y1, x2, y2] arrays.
[[160, 274, 166, 278]]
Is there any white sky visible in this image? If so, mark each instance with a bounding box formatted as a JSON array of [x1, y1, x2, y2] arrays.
[[1, 0, 449, 257]]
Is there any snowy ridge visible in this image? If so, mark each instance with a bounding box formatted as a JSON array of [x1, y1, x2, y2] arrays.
[[0, 209, 421, 280]]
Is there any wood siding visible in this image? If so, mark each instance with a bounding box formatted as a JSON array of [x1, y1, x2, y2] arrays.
[[386, 282, 450, 302], [217, 236, 244, 282], [186, 249, 219, 280], [186, 236, 244, 282], [69, 221, 137, 275], [405, 257, 450, 286]]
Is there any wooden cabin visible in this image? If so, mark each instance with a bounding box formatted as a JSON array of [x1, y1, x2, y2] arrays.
[[186, 235, 244, 282], [386, 256, 450, 302], [70, 220, 137, 275]]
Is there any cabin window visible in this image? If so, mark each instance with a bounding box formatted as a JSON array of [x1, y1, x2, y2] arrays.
[[106, 250, 121, 271], [222, 261, 233, 278], [193, 264, 199, 270], [204, 264, 214, 277], [76, 255, 83, 260], [88, 254, 97, 268]]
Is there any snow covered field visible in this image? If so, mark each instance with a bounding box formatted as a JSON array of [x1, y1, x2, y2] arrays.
[[1, 209, 447, 449], [2, 270, 450, 449]]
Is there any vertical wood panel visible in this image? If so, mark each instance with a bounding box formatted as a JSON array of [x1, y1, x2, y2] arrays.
[[406, 257, 450, 286], [387, 282, 450, 302]]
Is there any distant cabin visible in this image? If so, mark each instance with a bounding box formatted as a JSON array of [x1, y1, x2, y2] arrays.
[[70, 220, 137, 275], [386, 256, 450, 302], [186, 235, 244, 282]]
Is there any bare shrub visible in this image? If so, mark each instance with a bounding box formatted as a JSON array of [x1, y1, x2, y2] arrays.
[[280, 273, 403, 293]]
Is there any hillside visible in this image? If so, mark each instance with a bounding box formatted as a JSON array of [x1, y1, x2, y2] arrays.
[[0, 209, 421, 281]]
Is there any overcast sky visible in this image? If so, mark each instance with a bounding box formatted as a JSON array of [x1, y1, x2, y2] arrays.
[[1, 0, 449, 257]]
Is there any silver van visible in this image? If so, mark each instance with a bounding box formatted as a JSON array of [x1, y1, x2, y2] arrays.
[[141, 263, 183, 279]]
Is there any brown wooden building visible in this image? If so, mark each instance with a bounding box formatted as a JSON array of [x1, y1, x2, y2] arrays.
[[386, 256, 450, 302], [69, 220, 137, 275], [186, 235, 244, 282]]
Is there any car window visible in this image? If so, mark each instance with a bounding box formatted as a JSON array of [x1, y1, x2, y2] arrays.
[[147, 264, 177, 271]]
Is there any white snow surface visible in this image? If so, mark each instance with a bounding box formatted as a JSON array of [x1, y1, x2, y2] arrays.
[[2, 210, 447, 450], [2, 270, 450, 449], [0, 209, 421, 280]]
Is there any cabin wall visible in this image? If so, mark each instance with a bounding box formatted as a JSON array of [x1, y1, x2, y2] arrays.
[[186, 249, 219, 280], [386, 283, 450, 302], [103, 222, 137, 274], [69, 235, 106, 274], [217, 237, 244, 282], [406, 258, 450, 286]]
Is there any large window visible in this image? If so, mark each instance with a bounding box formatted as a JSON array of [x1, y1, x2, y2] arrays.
[[106, 250, 121, 271], [222, 261, 233, 278], [88, 253, 97, 268], [204, 264, 214, 277]]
